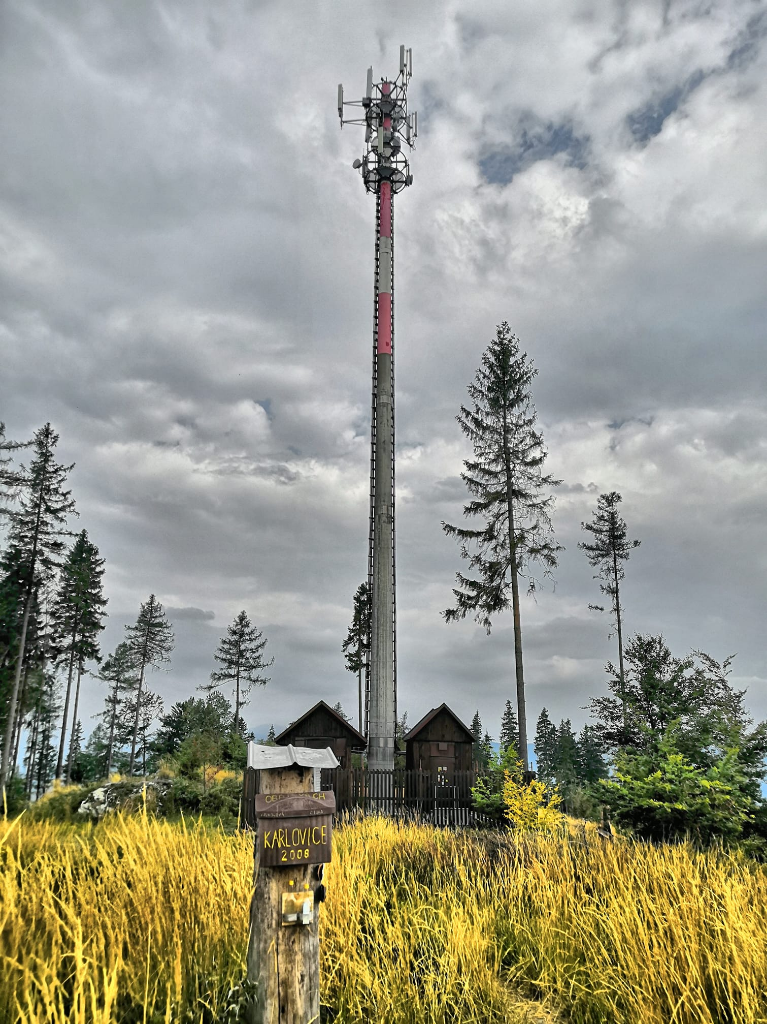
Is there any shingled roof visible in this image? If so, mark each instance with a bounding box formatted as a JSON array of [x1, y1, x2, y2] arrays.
[[275, 699, 367, 748], [403, 703, 474, 743]]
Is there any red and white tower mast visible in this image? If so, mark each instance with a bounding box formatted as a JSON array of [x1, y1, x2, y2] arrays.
[[339, 48, 416, 771]]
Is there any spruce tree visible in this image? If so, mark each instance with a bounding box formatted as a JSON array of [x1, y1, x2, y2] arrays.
[[575, 724, 607, 784], [0, 424, 77, 790], [579, 492, 640, 737], [267, 725, 276, 744], [394, 710, 409, 759], [67, 719, 83, 779], [96, 643, 137, 778], [342, 582, 371, 735], [138, 691, 163, 776], [117, 689, 164, 776], [0, 548, 28, 694], [442, 323, 561, 771], [499, 699, 519, 757], [480, 730, 494, 770], [2, 549, 47, 780], [207, 611, 272, 735], [21, 668, 43, 797], [534, 708, 558, 783], [0, 422, 30, 502], [332, 701, 350, 722], [470, 710, 483, 768], [50, 530, 107, 780], [123, 595, 174, 775], [554, 718, 579, 790], [75, 723, 109, 783], [23, 672, 61, 799], [589, 636, 767, 797]]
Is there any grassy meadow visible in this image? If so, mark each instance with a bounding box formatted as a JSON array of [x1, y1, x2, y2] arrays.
[[1, 808, 766, 1024]]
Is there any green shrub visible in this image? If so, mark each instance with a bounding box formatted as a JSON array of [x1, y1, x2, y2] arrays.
[[200, 777, 242, 823], [601, 736, 754, 844], [26, 783, 97, 822], [163, 776, 204, 816]]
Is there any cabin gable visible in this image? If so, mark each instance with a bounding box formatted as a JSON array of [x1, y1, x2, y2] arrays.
[[275, 700, 366, 770]]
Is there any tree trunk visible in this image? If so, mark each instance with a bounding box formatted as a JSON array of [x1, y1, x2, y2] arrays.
[[503, 451, 529, 773], [106, 681, 118, 779], [11, 664, 30, 776], [612, 548, 627, 737], [2, 460, 47, 792], [24, 696, 40, 798], [1, 588, 34, 790], [37, 719, 51, 799], [235, 662, 241, 734], [65, 662, 83, 783], [509, 538, 529, 770], [56, 632, 79, 779], [128, 660, 147, 776], [358, 665, 363, 736]]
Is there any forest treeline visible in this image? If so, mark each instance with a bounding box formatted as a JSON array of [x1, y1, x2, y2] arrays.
[[4, 321, 767, 850], [443, 325, 767, 847], [0, 421, 273, 811], [341, 322, 767, 847]]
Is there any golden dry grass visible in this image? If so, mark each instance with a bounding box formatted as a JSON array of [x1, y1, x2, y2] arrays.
[[1, 809, 766, 1023]]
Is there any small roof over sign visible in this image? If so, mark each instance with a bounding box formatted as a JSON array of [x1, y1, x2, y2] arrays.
[[247, 742, 340, 770]]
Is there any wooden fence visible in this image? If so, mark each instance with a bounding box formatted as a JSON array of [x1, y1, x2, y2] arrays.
[[241, 767, 494, 830]]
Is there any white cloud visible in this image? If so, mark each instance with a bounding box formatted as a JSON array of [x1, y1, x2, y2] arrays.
[[2, 0, 766, 745]]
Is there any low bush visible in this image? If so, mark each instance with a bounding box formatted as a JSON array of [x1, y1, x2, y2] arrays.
[[26, 781, 99, 822], [200, 776, 241, 823]]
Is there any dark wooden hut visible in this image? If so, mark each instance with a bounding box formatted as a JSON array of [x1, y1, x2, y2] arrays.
[[275, 700, 366, 770], [403, 703, 474, 781]]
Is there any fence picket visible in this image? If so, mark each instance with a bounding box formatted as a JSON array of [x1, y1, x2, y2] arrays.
[[246, 766, 496, 829]]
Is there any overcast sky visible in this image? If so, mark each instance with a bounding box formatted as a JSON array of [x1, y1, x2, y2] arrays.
[[2, 0, 766, 750]]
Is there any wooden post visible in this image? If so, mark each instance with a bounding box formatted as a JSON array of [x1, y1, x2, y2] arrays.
[[246, 745, 337, 1024]]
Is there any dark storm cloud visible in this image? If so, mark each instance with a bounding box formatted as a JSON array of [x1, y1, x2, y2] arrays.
[[2, 0, 767, 748]]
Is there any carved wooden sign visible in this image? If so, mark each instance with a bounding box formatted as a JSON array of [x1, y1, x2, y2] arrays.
[[255, 792, 336, 867]]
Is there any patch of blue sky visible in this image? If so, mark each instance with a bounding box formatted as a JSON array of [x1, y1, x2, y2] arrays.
[[627, 68, 707, 143], [478, 118, 589, 186], [726, 10, 767, 71]]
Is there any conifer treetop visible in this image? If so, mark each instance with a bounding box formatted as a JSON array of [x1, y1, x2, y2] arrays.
[[499, 699, 519, 753], [124, 594, 174, 669], [0, 423, 78, 583], [0, 422, 31, 502], [210, 610, 272, 690], [50, 530, 108, 670], [579, 491, 640, 610], [342, 582, 370, 675], [442, 323, 562, 633]]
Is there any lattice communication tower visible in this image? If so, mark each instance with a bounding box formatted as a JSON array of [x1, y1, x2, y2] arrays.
[[338, 47, 417, 770]]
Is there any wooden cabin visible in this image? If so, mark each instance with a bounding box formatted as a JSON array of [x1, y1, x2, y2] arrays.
[[403, 703, 474, 781], [275, 700, 367, 770]]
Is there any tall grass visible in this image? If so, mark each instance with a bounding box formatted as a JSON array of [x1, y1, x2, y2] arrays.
[[1, 810, 766, 1023], [326, 816, 767, 1023], [0, 810, 252, 1024]]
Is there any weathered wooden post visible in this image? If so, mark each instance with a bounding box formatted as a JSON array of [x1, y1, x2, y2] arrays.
[[246, 742, 339, 1024]]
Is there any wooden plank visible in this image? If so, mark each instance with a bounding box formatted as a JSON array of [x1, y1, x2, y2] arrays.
[[256, 793, 335, 867], [246, 766, 320, 1024]]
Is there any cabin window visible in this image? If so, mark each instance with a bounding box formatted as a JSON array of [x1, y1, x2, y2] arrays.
[[438, 742, 448, 752]]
